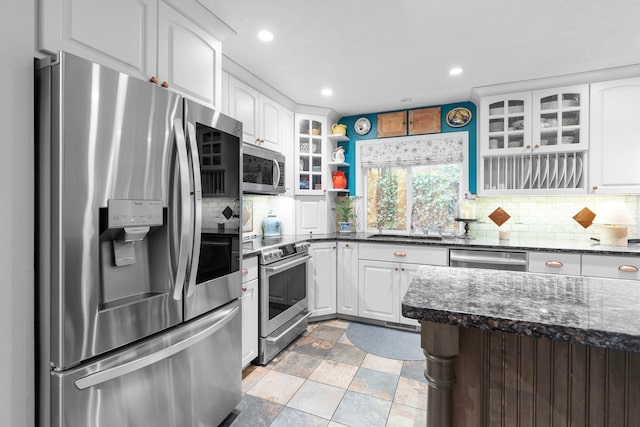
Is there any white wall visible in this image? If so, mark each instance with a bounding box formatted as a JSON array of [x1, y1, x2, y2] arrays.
[[0, 0, 36, 426]]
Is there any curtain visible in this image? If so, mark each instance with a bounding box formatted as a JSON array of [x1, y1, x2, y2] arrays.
[[360, 135, 464, 168]]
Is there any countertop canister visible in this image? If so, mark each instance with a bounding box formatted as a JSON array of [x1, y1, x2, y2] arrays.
[[262, 209, 282, 236]]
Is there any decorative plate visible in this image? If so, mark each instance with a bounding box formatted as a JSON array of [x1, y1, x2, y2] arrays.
[[445, 107, 472, 128], [354, 117, 371, 135]]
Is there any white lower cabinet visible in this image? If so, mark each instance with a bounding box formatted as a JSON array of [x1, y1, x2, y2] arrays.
[[358, 243, 448, 325], [581, 254, 640, 281], [241, 256, 258, 369], [308, 242, 337, 318], [295, 197, 328, 235], [337, 242, 359, 316], [528, 251, 581, 275]]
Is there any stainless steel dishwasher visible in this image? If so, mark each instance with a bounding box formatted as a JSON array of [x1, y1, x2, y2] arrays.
[[449, 248, 527, 271]]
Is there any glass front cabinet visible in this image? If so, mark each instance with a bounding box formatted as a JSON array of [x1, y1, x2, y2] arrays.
[[295, 114, 326, 195]]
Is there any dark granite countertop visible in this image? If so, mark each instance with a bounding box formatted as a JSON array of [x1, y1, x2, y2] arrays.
[[401, 265, 640, 353]]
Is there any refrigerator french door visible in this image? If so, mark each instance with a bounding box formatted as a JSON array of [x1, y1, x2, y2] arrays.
[[36, 52, 242, 427]]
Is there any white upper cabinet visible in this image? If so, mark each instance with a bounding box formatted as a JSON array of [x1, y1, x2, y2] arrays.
[[39, 0, 225, 109], [480, 92, 532, 155], [157, 1, 221, 109], [589, 77, 640, 194]]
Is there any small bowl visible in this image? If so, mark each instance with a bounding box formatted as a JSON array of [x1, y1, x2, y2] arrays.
[[562, 136, 574, 144]]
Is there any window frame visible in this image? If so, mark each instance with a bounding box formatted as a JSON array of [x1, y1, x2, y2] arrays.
[[355, 132, 469, 234]]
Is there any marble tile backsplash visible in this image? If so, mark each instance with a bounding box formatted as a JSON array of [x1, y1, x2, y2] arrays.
[[470, 195, 639, 242]]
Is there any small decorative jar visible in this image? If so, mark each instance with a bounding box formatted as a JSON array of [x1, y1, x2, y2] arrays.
[[262, 210, 281, 236]]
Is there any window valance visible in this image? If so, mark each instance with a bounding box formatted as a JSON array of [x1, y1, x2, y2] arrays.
[[359, 134, 464, 168]]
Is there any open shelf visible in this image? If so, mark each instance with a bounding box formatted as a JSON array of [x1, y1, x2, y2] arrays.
[[328, 134, 349, 142]]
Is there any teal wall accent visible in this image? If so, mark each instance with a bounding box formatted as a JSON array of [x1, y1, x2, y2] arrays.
[[336, 101, 478, 194]]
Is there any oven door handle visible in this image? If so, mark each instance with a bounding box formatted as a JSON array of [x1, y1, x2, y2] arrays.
[[264, 255, 311, 274]]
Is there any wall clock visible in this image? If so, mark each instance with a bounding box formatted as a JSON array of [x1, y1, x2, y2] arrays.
[[354, 117, 371, 135]]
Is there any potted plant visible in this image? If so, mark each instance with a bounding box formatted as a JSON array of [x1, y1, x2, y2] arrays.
[[335, 196, 357, 233]]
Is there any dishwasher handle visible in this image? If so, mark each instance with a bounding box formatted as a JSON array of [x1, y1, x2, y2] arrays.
[[450, 252, 527, 266]]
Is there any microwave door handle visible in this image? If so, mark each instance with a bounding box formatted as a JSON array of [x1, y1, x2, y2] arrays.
[[173, 118, 191, 300], [186, 122, 202, 297], [273, 159, 281, 189], [74, 305, 239, 390]]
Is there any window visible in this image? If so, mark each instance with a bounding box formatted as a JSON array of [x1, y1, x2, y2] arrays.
[[357, 132, 468, 234]]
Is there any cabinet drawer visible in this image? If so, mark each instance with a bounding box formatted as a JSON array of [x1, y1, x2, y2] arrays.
[[359, 243, 448, 266], [242, 256, 258, 283], [528, 252, 581, 275], [582, 254, 640, 280]]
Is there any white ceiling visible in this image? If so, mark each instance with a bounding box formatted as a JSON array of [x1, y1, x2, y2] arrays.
[[200, 0, 640, 117]]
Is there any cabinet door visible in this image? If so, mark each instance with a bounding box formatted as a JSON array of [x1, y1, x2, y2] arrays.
[[532, 85, 589, 153], [157, 1, 222, 109], [227, 77, 259, 144], [399, 263, 421, 327], [408, 107, 441, 135], [259, 96, 282, 152], [241, 278, 258, 368], [582, 254, 640, 281], [308, 242, 337, 318], [295, 197, 327, 234], [39, 0, 157, 80], [377, 111, 407, 138], [590, 77, 640, 194], [295, 114, 326, 194], [358, 260, 399, 322], [480, 92, 532, 155], [529, 251, 581, 275], [337, 242, 359, 316]]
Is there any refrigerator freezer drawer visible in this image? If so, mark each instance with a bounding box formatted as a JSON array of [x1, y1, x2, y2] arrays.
[[49, 300, 241, 427]]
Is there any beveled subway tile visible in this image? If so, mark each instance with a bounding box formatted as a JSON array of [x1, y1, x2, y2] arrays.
[[325, 342, 366, 366], [386, 402, 427, 427], [290, 336, 335, 358], [272, 351, 323, 379], [348, 367, 399, 401], [270, 407, 329, 427], [332, 390, 392, 427], [287, 380, 345, 419], [393, 376, 429, 411], [308, 360, 359, 389], [246, 370, 304, 405], [361, 353, 403, 375]]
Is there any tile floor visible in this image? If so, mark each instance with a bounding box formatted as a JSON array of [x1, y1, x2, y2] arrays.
[[220, 319, 428, 427]]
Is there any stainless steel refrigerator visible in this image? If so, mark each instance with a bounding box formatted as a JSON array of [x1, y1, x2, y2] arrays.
[[36, 52, 243, 427]]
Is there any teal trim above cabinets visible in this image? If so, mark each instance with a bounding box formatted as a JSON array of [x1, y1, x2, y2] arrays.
[[337, 101, 477, 194]]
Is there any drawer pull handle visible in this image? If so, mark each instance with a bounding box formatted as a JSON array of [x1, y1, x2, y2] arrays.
[[394, 251, 407, 257], [345, 243, 350, 248], [618, 265, 639, 273], [545, 261, 563, 268], [241, 268, 248, 275], [242, 286, 248, 292]]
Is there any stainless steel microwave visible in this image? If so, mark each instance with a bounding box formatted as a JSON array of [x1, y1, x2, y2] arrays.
[[242, 143, 286, 195]]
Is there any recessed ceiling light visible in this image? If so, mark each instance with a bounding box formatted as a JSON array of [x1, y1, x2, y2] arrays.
[[257, 30, 274, 42], [321, 88, 333, 96], [449, 67, 463, 76]]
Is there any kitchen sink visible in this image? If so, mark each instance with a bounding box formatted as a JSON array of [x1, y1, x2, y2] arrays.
[[366, 233, 444, 241]]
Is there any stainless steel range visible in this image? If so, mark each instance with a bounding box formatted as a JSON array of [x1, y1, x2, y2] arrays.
[[250, 237, 311, 365]]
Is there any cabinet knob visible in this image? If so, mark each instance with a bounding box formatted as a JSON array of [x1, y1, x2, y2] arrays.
[[534, 144, 540, 149], [526, 145, 531, 149], [345, 243, 350, 248], [394, 267, 399, 271], [242, 268, 248, 275], [545, 260, 563, 268], [161, 81, 169, 88], [332, 246, 336, 250], [618, 265, 639, 273], [242, 286, 248, 292], [401, 267, 405, 271], [592, 185, 598, 190], [149, 76, 158, 84], [394, 251, 407, 257]]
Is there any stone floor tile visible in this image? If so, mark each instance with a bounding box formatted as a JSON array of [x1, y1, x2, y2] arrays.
[[241, 365, 269, 393], [361, 353, 403, 375], [327, 422, 350, 427], [270, 407, 329, 427], [290, 336, 335, 358], [287, 380, 346, 419], [337, 333, 354, 345], [219, 394, 282, 427], [348, 367, 399, 401], [272, 351, 323, 379], [308, 324, 348, 342], [332, 390, 392, 427], [308, 359, 359, 389], [393, 376, 429, 411], [325, 342, 367, 366], [246, 370, 304, 405], [323, 319, 351, 329], [386, 402, 427, 427], [400, 360, 427, 384]]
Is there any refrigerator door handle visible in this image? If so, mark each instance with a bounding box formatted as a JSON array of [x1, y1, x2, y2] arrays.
[[173, 118, 191, 300], [185, 122, 202, 297], [74, 305, 240, 390], [273, 158, 281, 189]]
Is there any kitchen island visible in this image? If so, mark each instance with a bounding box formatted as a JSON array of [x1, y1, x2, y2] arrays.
[[402, 266, 640, 427]]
